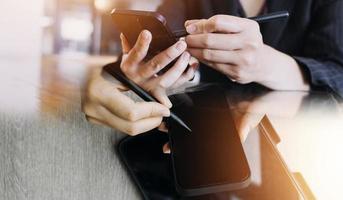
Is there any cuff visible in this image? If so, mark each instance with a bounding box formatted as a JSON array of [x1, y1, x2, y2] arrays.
[[293, 56, 328, 91]]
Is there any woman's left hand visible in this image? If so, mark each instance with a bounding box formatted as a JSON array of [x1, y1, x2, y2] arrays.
[[185, 15, 265, 84], [185, 15, 310, 91]]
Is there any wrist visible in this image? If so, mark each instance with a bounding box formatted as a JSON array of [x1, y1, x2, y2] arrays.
[[257, 45, 310, 91]]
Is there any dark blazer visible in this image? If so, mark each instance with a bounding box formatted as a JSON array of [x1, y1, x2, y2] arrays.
[[157, 0, 343, 97]]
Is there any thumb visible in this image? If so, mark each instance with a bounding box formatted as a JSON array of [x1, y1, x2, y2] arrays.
[[151, 89, 172, 109]]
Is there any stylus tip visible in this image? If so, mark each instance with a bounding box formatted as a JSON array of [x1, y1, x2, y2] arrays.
[[180, 121, 192, 133], [171, 112, 192, 133]]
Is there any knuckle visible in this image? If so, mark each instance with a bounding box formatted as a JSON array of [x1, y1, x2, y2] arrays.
[[127, 110, 136, 122], [127, 110, 138, 121], [210, 16, 221, 28], [166, 49, 177, 60], [246, 40, 260, 49], [241, 52, 255, 66], [232, 69, 249, 83], [149, 104, 158, 116], [233, 67, 243, 78], [150, 59, 163, 71], [252, 21, 260, 31], [202, 35, 212, 48], [125, 124, 140, 136], [202, 49, 213, 61]]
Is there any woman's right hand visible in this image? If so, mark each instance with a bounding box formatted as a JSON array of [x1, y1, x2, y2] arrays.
[[82, 30, 197, 136], [82, 66, 171, 136]]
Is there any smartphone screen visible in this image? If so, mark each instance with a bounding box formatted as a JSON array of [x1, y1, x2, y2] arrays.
[[117, 86, 305, 200], [168, 88, 251, 196]]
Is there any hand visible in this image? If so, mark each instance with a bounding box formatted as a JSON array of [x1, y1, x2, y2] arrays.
[[185, 15, 264, 84], [82, 30, 198, 136], [82, 66, 171, 135], [185, 15, 310, 91], [120, 30, 198, 107], [231, 91, 307, 141]]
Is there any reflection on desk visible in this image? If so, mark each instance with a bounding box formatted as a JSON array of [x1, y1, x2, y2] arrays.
[[0, 55, 342, 199], [225, 84, 343, 200]]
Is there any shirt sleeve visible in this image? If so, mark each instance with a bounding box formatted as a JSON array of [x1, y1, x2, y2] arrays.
[[293, 0, 343, 97]]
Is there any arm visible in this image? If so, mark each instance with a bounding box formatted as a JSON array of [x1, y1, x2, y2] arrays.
[[292, 0, 343, 97], [185, 0, 343, 96]]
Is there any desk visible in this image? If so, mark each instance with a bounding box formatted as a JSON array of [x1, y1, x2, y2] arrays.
[[0, 55, 342, 200]]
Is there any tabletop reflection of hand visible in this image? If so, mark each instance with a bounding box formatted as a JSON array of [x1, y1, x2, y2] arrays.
[[231, 91, 308, 142]]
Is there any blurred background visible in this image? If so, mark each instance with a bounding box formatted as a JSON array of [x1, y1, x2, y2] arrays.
[[0, 0, 162, 59], [0, 0, 162, 114]]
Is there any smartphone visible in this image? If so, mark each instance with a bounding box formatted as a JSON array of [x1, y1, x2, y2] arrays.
[[111, 9, 178, 63], [167, 87, 251, 196]]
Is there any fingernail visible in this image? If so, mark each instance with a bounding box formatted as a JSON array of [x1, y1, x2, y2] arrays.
[[183, 51, 190, 59], [176, 41, 187, 51], [141, 30, 150, 39], [191, 62, 199, 69], [186, 25, 196, 34], [162, 109, 171, 117]]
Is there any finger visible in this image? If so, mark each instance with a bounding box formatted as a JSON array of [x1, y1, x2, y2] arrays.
[[163, 143, 171, 154], [151, 88, 173, 108], [189, 56, 199, 67], [99, 88, 170, 121], [158, 122, 168, 132], [184, 19, 201, 27], [185, 33, 243, 50], [171, 63, 197, 88], [126, 30, 152, 65], [120, 33, 131, 54], [188, 48, 240, 64], [98, 106, 164, 136], [86, 116, 108, 126], [134, 101, 171, 118], [202, 61, 237, 79], [159, 51, 191, 88], [141, 41, 187, 78], [185, 15, 244, 34]]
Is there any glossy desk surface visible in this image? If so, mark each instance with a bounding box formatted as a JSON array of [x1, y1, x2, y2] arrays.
[[0, 55, 342, 200]]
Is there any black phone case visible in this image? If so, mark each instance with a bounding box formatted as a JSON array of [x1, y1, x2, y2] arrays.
[[111, 9, 177, 59]]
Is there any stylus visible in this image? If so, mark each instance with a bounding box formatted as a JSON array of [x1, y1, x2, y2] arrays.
[[105, 64, 192, 132], [173, 11, 289, 38]]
